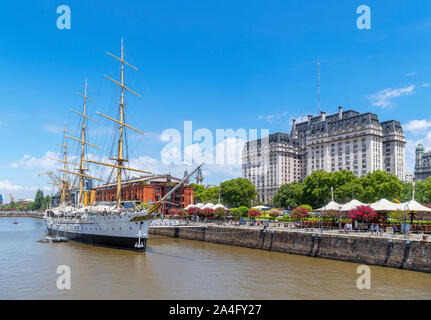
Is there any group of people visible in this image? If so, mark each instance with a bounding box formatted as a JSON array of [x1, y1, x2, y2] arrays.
[[370, 223, 384, 236], [343, 222, 353, 231]]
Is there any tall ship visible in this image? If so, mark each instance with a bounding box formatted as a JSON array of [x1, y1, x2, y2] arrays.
[[44, 40, 201, 251]]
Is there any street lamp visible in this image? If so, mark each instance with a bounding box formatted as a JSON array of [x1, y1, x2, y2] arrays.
[[403, 203, 409, 238], [217, 188, 225, 225]]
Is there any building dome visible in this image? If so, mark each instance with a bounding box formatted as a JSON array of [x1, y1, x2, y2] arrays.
[[416, 144, 425, 152]]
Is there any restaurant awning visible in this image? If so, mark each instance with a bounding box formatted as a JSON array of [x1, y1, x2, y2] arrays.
[[340, 199, 365, 212], [316, 201, 342, 212], [370, 199, 402, 212]]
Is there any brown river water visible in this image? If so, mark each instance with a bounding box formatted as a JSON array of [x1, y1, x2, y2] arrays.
[[0, 217, 430, 299]]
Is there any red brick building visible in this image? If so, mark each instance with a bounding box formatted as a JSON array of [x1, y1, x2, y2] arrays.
[[93, 174, 194, 215]]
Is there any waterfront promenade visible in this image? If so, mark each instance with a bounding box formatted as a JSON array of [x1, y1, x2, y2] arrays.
[[0, 211, 43, 218], [149, 220, 431, 273], [155, 219, 430, 242]]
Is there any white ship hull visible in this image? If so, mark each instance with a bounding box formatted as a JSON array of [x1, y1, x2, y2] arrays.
[[45, 213, 153, 251]]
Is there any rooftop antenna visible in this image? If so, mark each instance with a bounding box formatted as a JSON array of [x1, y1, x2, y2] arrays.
[[317, 59, 320, 114]]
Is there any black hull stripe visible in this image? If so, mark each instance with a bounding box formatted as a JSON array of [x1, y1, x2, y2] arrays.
[[47, 228, 147, 252]]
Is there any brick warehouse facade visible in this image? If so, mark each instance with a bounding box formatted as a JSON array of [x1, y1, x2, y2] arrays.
[[92, 174, 194, 215]]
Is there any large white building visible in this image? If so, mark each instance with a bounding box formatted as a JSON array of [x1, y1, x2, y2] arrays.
[[415, 144, 431, 181], [242, 107, 406, 204]]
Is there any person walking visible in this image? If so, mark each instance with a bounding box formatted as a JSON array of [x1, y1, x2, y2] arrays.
[[393, 224, 397, 235], [370, 223, 375, 235]]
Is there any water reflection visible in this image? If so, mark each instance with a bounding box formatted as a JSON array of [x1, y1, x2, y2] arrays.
[[0, 217, 430, 299]]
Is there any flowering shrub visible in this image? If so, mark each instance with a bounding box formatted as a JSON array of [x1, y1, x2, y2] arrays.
[[187, 207, 201, 216], [269, 209, 281, 219], [291, 206, 309, 220], [248, 209, 261, 219], [168, 208, 180, 216], [201, 208, 214, 217], [168, 208, 184, 218], [299, 204, 312, 212], [348, 205, 376, 222], [214, 207, 226, 218]]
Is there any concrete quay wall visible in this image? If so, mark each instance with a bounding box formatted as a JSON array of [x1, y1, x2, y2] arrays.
[[0, 211, 44, 219], [149, 225, 431, 273]]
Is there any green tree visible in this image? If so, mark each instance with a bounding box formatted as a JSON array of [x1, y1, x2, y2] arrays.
[[41, 195, 51, 210], [305, 169, 360, 205], [26, 202, 35, 211], [229, 208, 241, 219], [301, 170, 338, 208], [331, 170, 361, 203], [273, 182, 304, 209], [203, 186, 220, 203], [190, 183, 205, 204], [190, 184, 220, 204], [220, 178, 257, 207], [237, 206, 250, 217], [357, 170, 402, 203], [424, 177, 431, 202], [33, 190, 44, 211], [400, 179, 431, 203]]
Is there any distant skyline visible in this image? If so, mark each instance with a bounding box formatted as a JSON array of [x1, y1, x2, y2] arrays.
[[1, 0, 431, 202]]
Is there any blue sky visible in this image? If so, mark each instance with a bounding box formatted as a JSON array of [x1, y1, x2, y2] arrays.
[[1, 0, 431, 202]]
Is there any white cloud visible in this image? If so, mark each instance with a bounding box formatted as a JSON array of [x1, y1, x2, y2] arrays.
[[42, 124, 63, 133], [10, 151, 58, 170], [128, 136, 246, 184], [0, 180, 55, 203], [406, 72, 416, 77], [258, 112, 289, 123], [422, 83, 430, 87], [367, 85, 415, 108], [404, 119, 431, 134], [0, 180, 25, 191]]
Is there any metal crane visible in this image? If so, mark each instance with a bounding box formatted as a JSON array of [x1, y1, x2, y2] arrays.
[[39, 171, 62, 187]]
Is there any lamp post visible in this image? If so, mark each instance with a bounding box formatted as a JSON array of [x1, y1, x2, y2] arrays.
[[403, 203, 409, 238], [319, 212, 323, 233], [218, 188, 226, 225]]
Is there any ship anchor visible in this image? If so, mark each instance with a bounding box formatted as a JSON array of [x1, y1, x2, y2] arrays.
[[135, 222, 145, 250]]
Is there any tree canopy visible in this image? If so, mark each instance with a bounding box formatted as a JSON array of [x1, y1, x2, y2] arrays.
[[219, 178, 257, 207], [190, 183, 220, 204], [273, 170, 430, 209]]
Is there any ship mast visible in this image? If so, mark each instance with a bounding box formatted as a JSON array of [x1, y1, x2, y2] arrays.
[[87, 39, 150, 208], [60, 122, 69, 204], [59, 79, 103, 205], [49, 122, 74, 205]]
